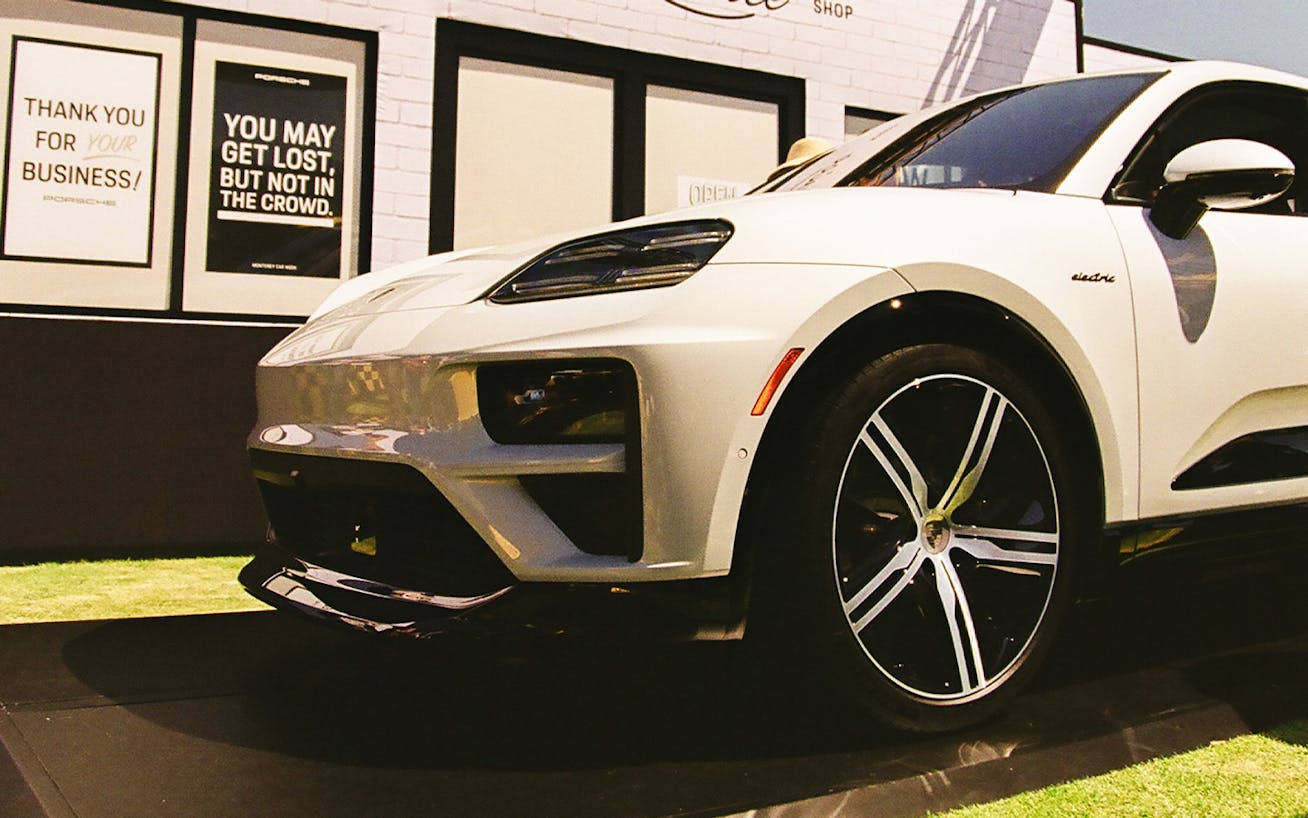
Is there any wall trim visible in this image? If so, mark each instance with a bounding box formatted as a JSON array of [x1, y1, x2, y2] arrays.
[[1083, 35, 1185, 64]]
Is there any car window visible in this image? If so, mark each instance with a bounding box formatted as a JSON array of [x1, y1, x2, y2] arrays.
[[766, 72, 1161, 196], [1110, 82, 1308, 215]]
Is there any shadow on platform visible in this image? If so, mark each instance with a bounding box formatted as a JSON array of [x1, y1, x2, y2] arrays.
[[2, 556, 1308, 817]]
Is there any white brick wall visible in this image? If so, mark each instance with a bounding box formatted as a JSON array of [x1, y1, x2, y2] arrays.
[[175, 0, 1080, 270], [1083, 42, 1171, 73]]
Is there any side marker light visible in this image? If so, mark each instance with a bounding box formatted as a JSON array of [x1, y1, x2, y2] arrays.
[[751, 348, 805, 416]]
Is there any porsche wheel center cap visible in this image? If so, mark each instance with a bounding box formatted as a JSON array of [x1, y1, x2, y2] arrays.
[[921, 513, 952, 554]]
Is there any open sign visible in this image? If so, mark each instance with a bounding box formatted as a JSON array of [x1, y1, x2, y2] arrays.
[[677, 175, 749, 209]]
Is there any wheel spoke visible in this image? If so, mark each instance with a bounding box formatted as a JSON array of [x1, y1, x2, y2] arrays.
[[939, 558, 988, 692], [932, 557, 982, 693], [843, 541, 922, 614], [942, 390, 1008, 516], [939, 387, 997, 508], [952, 529, 1058, 565], [846, 547, 926, 632], [861, 419, 928, 519], [954, 525, 1058, 544]]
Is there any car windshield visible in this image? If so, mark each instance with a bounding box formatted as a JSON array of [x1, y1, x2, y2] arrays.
[[766, 71, 1163, 195]]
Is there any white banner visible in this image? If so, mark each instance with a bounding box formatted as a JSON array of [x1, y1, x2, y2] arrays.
[[2, 38, 160, 265]]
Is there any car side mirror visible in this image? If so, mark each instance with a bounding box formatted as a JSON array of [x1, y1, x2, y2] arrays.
[[1150, 139, 1295, 240]]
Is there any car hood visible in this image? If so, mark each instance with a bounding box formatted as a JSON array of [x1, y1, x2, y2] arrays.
[[306, 232, 573, 321], [309, 186, 1032, 321]]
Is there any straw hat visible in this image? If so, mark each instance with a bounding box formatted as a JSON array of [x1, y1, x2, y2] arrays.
[[766, 136, 833, 181]]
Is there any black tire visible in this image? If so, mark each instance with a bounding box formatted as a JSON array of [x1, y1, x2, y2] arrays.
[[750, 343, 1090, 733]]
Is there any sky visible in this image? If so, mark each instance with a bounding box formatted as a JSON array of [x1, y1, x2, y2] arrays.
[[1081, 0, 1308, 76]]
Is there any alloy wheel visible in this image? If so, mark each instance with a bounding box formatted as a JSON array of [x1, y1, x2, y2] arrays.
[[832, 373, 1060, 700]]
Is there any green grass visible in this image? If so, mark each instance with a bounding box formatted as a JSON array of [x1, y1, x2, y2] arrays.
[[936, 721, 1308, 818], [0, 556, 269, 623]]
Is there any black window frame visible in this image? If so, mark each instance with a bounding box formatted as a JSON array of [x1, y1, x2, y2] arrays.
[[430, 19, 805, 254], [843, 105, 901, 136]]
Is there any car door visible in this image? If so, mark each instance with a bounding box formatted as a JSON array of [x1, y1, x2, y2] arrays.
[[1106, 82, 1308, 522]]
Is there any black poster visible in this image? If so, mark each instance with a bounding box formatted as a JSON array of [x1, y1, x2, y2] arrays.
[[206, 62, 346, 278]]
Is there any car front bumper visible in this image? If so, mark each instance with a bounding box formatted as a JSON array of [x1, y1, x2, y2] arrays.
[[242, 261, 909, 629], [248, 262, 908, 582]]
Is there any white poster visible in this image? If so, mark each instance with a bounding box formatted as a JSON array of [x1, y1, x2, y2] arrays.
[[2, 38, 161, 265]]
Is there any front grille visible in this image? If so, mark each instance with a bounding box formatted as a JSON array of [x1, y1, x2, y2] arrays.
[[251, 450, 516, 598]]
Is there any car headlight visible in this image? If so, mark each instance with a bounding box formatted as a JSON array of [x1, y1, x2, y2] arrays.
[[487, 219, 733, 304]]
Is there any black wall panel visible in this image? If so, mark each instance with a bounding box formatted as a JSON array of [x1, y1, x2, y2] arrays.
[[0, 316, 290, 561]]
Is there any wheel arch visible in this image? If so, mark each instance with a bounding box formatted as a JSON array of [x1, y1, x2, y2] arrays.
[[735, 290, 1114, 602]]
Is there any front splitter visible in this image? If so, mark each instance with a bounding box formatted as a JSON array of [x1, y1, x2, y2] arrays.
[[239, 546, 746, 642]]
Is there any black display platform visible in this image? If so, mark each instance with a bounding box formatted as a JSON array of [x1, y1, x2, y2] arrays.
[[3, 562, 1308, 818]]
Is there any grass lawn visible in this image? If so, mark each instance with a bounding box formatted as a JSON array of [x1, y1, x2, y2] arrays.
[[0, 556, 269, 623], [936, 721, 1308, 818]]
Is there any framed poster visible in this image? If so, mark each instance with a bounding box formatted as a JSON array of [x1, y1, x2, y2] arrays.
[[0, 3, 370, 317], [1, 37, 161, 266], [206, 61, 346, 278], [0, 1, 181, 312], [182, 20, 365, 316]]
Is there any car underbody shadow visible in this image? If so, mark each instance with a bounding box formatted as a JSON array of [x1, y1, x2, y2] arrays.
[[33, 551, 1308, 815]]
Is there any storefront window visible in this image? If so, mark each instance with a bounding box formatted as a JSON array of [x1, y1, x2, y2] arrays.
[[644, 86, 778, 215], [453, 59, 613, 250], [430, 20, 804, 253]]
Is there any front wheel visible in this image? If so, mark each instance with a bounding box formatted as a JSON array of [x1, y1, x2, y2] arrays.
[[752, 343, 1090, 733]]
